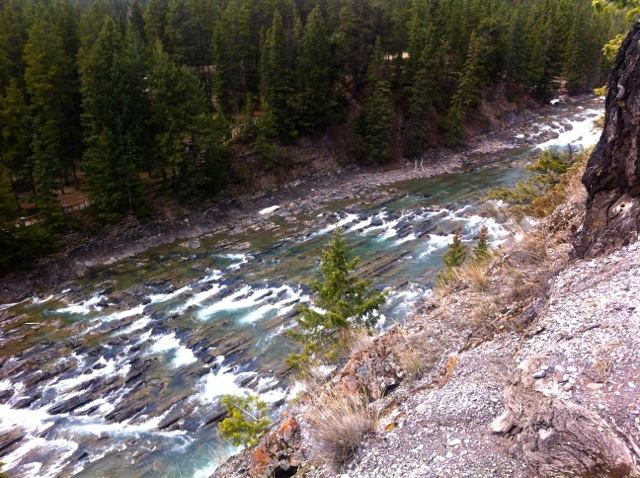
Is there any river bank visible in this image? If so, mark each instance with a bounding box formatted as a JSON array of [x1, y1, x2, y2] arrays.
[[0, 94, 604, 478], [0, 95, 602, 304], [212, 110, 640, 478]]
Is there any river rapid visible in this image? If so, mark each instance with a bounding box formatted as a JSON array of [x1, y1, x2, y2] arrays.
[[0, 97, 603, 478]]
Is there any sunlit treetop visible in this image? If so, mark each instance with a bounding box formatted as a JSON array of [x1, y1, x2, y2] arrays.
[[593, 0, 640, 18]]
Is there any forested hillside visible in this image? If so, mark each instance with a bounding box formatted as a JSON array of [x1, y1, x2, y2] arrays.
[[0, 0, 630, 270]]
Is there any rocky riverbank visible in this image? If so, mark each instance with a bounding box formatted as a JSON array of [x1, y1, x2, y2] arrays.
[[0, 95, 601, 305], [212, 143, 640, 478]]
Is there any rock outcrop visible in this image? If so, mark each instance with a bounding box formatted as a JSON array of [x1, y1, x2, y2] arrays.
[[492, 357, 636, 478], [577, 22, 640, 257]]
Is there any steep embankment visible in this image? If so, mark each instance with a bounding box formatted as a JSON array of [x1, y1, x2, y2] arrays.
[[213, 24, 640, 478]]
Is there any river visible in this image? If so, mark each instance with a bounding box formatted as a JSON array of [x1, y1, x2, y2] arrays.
[[0, 96, 602, 478]]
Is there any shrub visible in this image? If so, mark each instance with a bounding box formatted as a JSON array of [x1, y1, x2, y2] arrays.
[[219, 394, 272, 448], [486, 147, 588, 212]]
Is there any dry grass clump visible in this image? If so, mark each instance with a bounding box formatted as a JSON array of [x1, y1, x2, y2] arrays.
[[471, 299, 500, 334], [452, 262, 490, 291], [394, 330, 438, 382], [306, 389, 380, 469]]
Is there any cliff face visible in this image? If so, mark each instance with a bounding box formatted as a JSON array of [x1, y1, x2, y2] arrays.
[[577, 22, 640, 257]]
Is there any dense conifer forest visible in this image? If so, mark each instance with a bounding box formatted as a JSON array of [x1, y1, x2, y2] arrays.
[[0, 0, 631, 270]]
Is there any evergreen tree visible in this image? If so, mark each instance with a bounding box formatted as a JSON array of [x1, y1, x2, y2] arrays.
[[354, 38, 394, 164], [338, 0, 374, 89], [444, 30, 488, 144], [287, 229, 386, 369], [0, 79, 32, 201], [298, 6, 338, 133], [472, 224, 491, 264], [214, 0, 261, 115], [564, 6, 591, 94], [212, 18, 233, 117], [149, 40, 227, 200], [404, 26, 442, 159], [0, 0, 28, 88], [31, 130, 61, 228], [260, 11, 297, 142], [0, 162, 17, 222], [145, 0, 170, 45], [219, 394, 272, 448], [24, 9, 78, 192]]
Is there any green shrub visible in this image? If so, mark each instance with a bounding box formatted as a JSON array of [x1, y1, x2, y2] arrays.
[[487, 147, 588, 212], [219, 394, 271, 448]]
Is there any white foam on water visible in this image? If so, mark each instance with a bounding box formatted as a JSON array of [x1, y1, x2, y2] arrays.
[[77, 304, 147, 337], [148, 333, 198, 367], [2, 436, 78, 478], [46, 354, 129, 396], [261, 388, 287, 404], [197, 359, 257, 402], [193, 463, 220, 478], [418, 234, 455, 258], [310, 213, 360, 239], [68, 409, 185, 438], [259, 205, 281, 215], [346, 216, 373, 233], [31, 294, 55, 305], [197, 269, 224, 282], [56, 295, 108, 315], [0, 403, 55, 434], [536, 108, 602, 149], [197, 284, 300, 321], [75, 397, 116, 416], [394, 233, 417, 245], [114, 316, 153, 336], [148, 285, 192, 304], [0, 299, 27, 311], [240, 286, 303, 324], [172, 283, 226, 314]]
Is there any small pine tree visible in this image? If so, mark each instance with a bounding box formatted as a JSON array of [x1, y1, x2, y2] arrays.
[[472, 225, 491, 264], [436, 228, 468, 286], [219, 394, 271, 448], [442, 228, 467, 269], [0, 460, 9, 478], [287, 229, 386, 371]]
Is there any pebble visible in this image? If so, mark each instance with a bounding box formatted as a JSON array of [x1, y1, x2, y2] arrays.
[[586, 383, 604, 390], [567, 366, 578, 373], [447, 439, 462, 447], [532, 370, 547, 379], [563, 382, 573, 391]]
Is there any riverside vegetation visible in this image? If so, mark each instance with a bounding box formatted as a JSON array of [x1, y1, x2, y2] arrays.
[[0, 0, 632, 272]]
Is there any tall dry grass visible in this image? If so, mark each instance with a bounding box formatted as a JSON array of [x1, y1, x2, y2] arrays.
[[306, 389, 380, 469]]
